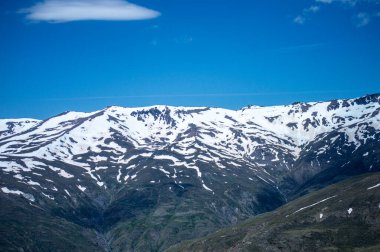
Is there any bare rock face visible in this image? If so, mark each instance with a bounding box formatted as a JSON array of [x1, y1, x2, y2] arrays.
[[0, 93, 379, 251]]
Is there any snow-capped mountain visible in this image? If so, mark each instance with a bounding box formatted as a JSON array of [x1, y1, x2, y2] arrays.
[[0, 118, 41, 139], [0, 93, 379, 251]]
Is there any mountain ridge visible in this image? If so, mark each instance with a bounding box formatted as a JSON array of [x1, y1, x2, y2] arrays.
[[2, 92, 379, 121], [0, 93, 379, 251]]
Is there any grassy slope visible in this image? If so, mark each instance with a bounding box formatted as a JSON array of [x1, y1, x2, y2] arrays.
[[0, 195, 104, 252], [102, 161, 285, 251], [2, 171, 379, 252], [167, 172, 380, 252]]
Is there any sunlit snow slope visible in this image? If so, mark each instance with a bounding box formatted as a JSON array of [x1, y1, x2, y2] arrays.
[[0, 94, 379, 194]]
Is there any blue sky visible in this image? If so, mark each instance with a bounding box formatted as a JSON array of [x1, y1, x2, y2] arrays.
[[1, 0, 379, 119]]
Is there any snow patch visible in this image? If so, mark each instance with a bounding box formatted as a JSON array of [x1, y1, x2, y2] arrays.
[[26, 180, 41, 187], [64, 189, 71, 196], [41, 192, 54, 200], [367, 183, 380, 190], [347, 208, 353, 215], [291, 195, 337, 215], [1, 187, 35, 202], [77, 185, 86, 192]]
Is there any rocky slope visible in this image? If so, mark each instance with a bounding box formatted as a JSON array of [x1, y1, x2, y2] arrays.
[[0, 93, 379, 251], [167, 172, 380, 252]]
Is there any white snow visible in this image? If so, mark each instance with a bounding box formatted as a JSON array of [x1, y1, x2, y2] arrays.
[[116, 168, 123, 182], [0, 119, 41, 138], [1, 187, 35, 202], [122, 155, 140, 164], [256, 175, 271, 185], [95, 166, 108, 171], [1, 187, 23, 195], [0, 95, 378, 192], [159, 168, 170, 176], [14, 174, 24, 180], [77, 185, 86, 192], [41, 192, 54, 200], [367, 183, 380, 190], [58, 169, 74, 178], [202, 181, 213, 192], [64, 189, 71, 196], [292, 195, 337, 215], [198, 154, 214, 162], [89, 155, 108, 162], [48, 166, 74, 178], [228, 161, 242, 167], [154, 155, 180, 163], [26, 180, 41, 186]]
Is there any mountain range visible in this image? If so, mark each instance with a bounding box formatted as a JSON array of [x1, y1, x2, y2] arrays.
[[0, 93, 379, 251]]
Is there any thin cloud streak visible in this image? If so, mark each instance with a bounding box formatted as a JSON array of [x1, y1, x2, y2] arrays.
[[271, 43, 326, 53], [22, 0, 160, 23], [45, 90, 370, 101]]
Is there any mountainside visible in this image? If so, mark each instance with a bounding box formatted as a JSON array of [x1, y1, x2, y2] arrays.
[[167, 172, 380, 252], [0, 119, 41, 139], [0, 93, 379, 251]]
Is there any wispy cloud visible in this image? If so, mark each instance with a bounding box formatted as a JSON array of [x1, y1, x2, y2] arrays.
[[315, 0, 359, 6], [353, 9, 380, 27], [355, 12, 371, 26], [295, 0, 380, 27], [294, 15, 306, 24], [294, 5, 320, 24], [174, 35, 194, 44], [45, 90, 367, 101], [21, 0, 160, 23], [271, 43, 326, 53]]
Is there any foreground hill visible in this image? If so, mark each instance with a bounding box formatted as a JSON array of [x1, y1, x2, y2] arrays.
[[0, 93, 379, 251], [167, 172, 380, 252]]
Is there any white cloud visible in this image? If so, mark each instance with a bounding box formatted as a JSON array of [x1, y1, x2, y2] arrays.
[[315, 0, 380, 6], [293, 5, 320, 24], [272, 43, 326, 53], [316, 0, 356, 5], [22, 0, 160, 23], [294, 15, 306, 24], [353, 11, 380, 26], [295, 0, 380, 27], [355, 12, 371, 26], [174, 35, 194, 44], [307, 5, 321, 13], [316, 0, 334, 3]]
